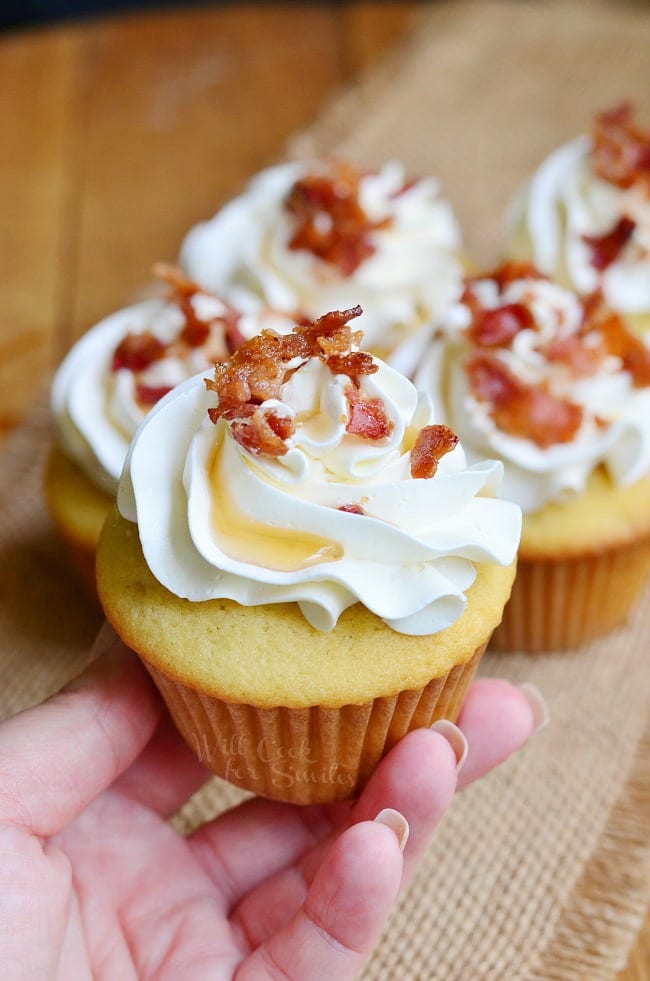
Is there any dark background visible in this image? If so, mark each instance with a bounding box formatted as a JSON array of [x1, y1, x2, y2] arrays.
[[1, 0, 203, 29]]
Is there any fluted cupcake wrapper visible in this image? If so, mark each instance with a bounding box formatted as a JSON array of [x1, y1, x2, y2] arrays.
[[142, 644, 485, 805], [492, 536, 650, 653]]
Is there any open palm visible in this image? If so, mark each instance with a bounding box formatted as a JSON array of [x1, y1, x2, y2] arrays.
[[0, 628, 544, 980]]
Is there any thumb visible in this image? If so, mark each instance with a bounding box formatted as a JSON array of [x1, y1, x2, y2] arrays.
[[236, 814, 408, 980]]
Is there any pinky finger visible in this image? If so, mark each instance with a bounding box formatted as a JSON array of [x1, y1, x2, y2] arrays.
[[235, 816, 407, 981]]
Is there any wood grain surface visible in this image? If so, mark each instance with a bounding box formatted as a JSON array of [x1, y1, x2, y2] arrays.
[[0, 3, 647, 977]]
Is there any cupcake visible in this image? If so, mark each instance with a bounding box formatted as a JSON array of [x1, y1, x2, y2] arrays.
[[180, 159, 464, 358], [96, 307, 520, 804], [46, 264, 292, 592], [508, 103, 650, 335], [406, 262, 650, 651]]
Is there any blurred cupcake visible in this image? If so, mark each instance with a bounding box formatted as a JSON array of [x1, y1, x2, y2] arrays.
[[180, 159, 464, 358], [407, 262, 650, 651], [46, 264, 291, 592], [508, 103, 650, 335], [96, 307, 520, 804]]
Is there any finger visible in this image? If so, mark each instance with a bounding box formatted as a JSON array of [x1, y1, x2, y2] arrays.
[[456, 678, 548, 789], [236, 819, 405, 981], [189, 796, 337, 908], [191, 706, 459, 912], [230, 726, 459, 947], [113, 711, 211, 818], [0, 625, 161, 836], [193, 677, 544, 920]]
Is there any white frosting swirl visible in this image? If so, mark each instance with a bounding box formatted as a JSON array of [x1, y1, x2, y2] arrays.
[[180, 161, 463, 352], [517, 136, 650, 313], [118, 357, 520, 635], [52, 295, 294, 495], [411, 275, 650, 513]]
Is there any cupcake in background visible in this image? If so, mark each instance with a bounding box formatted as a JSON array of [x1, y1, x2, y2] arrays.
[[406, 262, 650, 651], [97, 307, 520, 804], [180, 159, 464, 358], [508, 103, 650, 335], [46, 264, 293, 592]]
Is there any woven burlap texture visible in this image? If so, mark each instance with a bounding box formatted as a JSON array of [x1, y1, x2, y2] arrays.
[[1, 1, 649, 978]]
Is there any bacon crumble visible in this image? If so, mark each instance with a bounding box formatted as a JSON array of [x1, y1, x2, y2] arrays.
[[592, 102, 650, 190], [468, 303, 535, 347], [460, 260, 650, 447], [135, 382, 174, 407], [206, 306, 390, 456], [112, 331, 166, 373], [543, 335, 606, 377], [479, 261, 547, 292], [345, 385, 394, 440], [338, 503, 366, 515], [110, 264, 245, 411], [582, 216, 636, 271], [285, 162, 391, 276], [461, 263, 544, 349], [597, 308, 650, 387], [410, 425, 459, 479], [466, 354, 583, 448]]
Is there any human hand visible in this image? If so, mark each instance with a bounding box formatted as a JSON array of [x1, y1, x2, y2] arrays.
[[0, 624, 547, 980]]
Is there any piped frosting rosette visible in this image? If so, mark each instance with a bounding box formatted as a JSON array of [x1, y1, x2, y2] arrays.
[[180, 160, 463, 354], [52, 265, 294, 495], [118, 307, 520, 635], [408, 263, 650, 513], [512, 103, 650, 316]]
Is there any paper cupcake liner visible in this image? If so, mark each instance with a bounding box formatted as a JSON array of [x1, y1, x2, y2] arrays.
[[492, 536, 650, 652], [142, 643, 485, 805]]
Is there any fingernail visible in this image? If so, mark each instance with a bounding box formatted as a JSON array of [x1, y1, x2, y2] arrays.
[[91, 621, 119, 659], [518, 683, 550, 734], [430, 719, 468, 772], [374, 808, 410, 851]]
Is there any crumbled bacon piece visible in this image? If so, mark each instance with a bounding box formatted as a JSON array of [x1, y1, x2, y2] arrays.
[[543, 335, 606, 377], [466, 354, 583, 448], [345, 385, 393, 440], [328, 351, 377, 380], [580, 289, 605, 326], [582, 216, 636, 271], [318, 328, 363, 356], [480, 261, 547, 293], [410, 425, 459, 479], [468, 303, 535, 347], [154, 262, 246, 353], [597, 312, 650, 387], [111, 264, 246, 415], [207, 307, 382, 456], [207, 307, 364, 419], [135, 382, 173, 406], [179, 316, 211, 348], [112, 331, 166, 373], [285, 162, 390, 276], [592, 102, 650, 189], [338, 503, 366, 515], [461, 263, 544, 347], [229, 407, 294, 457]]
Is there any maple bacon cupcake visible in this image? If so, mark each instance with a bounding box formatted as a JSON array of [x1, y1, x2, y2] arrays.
[[46, 265, 290, 592], [97, 308, 520, 804], [408, 263, 650, 651], [508, 103, 650, 336]]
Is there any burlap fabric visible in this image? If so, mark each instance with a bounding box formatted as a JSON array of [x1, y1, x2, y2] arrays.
[[1, 1, 649, 977]]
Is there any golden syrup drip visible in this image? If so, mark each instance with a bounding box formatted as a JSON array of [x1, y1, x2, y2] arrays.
[[209, 435, 343, 572]]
